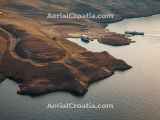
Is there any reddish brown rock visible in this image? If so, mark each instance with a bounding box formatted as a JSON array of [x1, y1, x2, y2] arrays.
[[98, 32, 133, 46], [0, 21, 131, 96]]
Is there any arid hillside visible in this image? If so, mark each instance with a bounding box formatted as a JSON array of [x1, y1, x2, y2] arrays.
[[0, 0, 158, 96], [1, 0, 160, 22], [0, 10, 131, 96]]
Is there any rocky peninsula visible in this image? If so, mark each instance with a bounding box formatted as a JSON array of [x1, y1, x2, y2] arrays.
[[1, 0, 160, 96], [0, 10, 131, 96]]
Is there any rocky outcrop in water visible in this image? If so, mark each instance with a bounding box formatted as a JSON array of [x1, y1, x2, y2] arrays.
[[98, 32, 133, 46]]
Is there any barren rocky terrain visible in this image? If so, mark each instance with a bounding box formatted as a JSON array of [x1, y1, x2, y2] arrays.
[[0, 0, 160, 96]]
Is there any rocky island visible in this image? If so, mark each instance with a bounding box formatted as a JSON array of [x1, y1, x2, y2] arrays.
[[98, 32, 133, 46], [0, 0, 159, 96]]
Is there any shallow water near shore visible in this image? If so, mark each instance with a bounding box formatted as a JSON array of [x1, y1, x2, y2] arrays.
[[0, 15, 160, 120]]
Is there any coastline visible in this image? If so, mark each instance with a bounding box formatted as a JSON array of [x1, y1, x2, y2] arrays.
[[107, 12, 160, 24], [0, 1, 160, 96], [0, 10, 132, 96]]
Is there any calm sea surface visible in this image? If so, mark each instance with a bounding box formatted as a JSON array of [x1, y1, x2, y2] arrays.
[[0, 15, 160, 120]]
